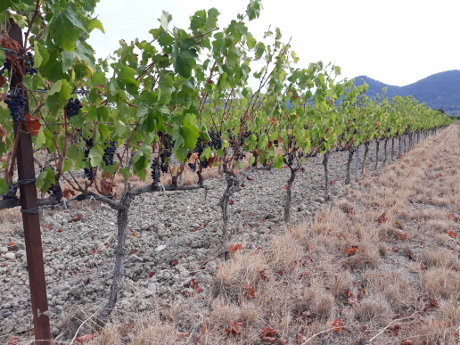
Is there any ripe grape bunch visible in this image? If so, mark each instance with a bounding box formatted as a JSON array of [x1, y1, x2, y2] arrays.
[[4, 93, 27, 122], [83, 137, 94, 181], [151, 132, 173, 180], [64, 98, 83, 118], [188, 131, 223, 171], [25, 51, 38, 75], [103, 141, 117, 166]]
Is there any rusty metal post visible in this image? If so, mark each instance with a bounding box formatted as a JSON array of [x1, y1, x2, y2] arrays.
[[8, 19, 52, 344]]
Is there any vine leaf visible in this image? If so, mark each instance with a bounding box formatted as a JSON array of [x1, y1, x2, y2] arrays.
[[24, 114, 41, 136]]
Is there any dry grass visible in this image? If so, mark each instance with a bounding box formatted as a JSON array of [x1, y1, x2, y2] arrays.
[[7, 126, 460, 344]]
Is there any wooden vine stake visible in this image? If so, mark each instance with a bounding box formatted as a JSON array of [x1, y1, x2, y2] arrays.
[[8, 18, 52, 344]]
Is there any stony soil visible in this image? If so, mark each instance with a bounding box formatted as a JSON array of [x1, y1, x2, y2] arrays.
[[0, 139, 409, 337]]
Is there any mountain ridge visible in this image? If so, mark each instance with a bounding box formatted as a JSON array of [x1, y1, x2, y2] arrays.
[[353, 70, 460, 115]]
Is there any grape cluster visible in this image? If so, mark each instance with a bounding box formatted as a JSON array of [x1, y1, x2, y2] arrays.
[[235, 147, 246, 161], [103, 141, 117, 166], [192, 138, 207, 170], [151, 157, 161, 181], [150, 132, 173, 180], [64, 98, 83, 118], [285, 153, 294, 166], [0, 60, 11, 76], [188, 131, 224, 171], [188, 162, 197, 171], [209, 131, 222, 150], [4, 93, 27, 122], [25, 51, 38, 75], [83, 137, 94, 181]]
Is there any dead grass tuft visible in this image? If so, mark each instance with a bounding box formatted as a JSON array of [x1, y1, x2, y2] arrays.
[[268, 232, 303, 273], [328, 269, 354, 297], [420, 268, 460, 299], [362, 269, 419, 312], [421, 248, 458, 268], [130, 319, 179, 345], [354, 296, 393, 326], [437, 298, 460, 325], [213, 251, 269, 302], [311, 292, 335, 319]]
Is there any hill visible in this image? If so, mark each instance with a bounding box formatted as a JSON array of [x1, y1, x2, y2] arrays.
[[353, 70, 460, 115]]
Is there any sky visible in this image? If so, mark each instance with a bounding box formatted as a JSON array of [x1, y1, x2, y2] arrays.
[[87, 0, 460, 87]]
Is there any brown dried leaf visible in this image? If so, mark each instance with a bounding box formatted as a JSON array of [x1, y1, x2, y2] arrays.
[[228, 243, 243, 253], [246, 283, 256, 299], [75, 333, 99, 343], [69, 213, 83, 222], [24, 114, 41, 135], [377, 212, 387, 224], [0, 34, 21, 61], [448, 231, 457, 238], [344, 246, 358, 256], [100, 178, 113, 196], [331, 318, 345, 332], [224, 321, 244, 335], [259, 326, 277, 337], [62, 188, 76, 199]]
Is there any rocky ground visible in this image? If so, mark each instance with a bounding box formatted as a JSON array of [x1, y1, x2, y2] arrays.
[[0, 138, 420, 338]]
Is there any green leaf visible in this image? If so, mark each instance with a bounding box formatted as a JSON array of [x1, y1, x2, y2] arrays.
[[35, 127, 46, 148], [45, 79, 72, 115], [39, 50, 67, 82], [120, 65, 138, 86], [63, 158, 73, 172], [160, 11, 172, 31], [97, 106, 109, 121], [61, 51, 76, 72], [88, 18, 105, 33], [0, 178, 8, 195], [136, 101, 150, 118], [116, 121, 126, 135], [246, 35, 256, 49], [273, 154, 284, 169], [0, 49, 5, 66], [0, 0, 12, 12], [133, 155, 148, 180], [23, 74, 43, 91], [66, 144, 81, 161], [255, 42, 265, 60], [173, 46, 196, 78], [34, 42, 50, 68], [48, 80, 62, 95], [246, 0, 261, 20], [75, 41, 96, 68], [36, 168, 56, 193], [119, 167, 131, 180], [88, 146, 104, 166]]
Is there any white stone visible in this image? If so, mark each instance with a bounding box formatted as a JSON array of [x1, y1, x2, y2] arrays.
[[1, 252, 16, 260], [155, 244, 167, 252]]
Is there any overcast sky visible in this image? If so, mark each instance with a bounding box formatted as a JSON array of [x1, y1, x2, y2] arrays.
[[87, 0, 459, 87]]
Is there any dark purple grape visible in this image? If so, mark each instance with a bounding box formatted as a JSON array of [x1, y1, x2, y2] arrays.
[[4, 93, 27, 122]]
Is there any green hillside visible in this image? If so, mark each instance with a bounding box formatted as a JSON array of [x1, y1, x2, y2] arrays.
[[354, 70, 460, 115]]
